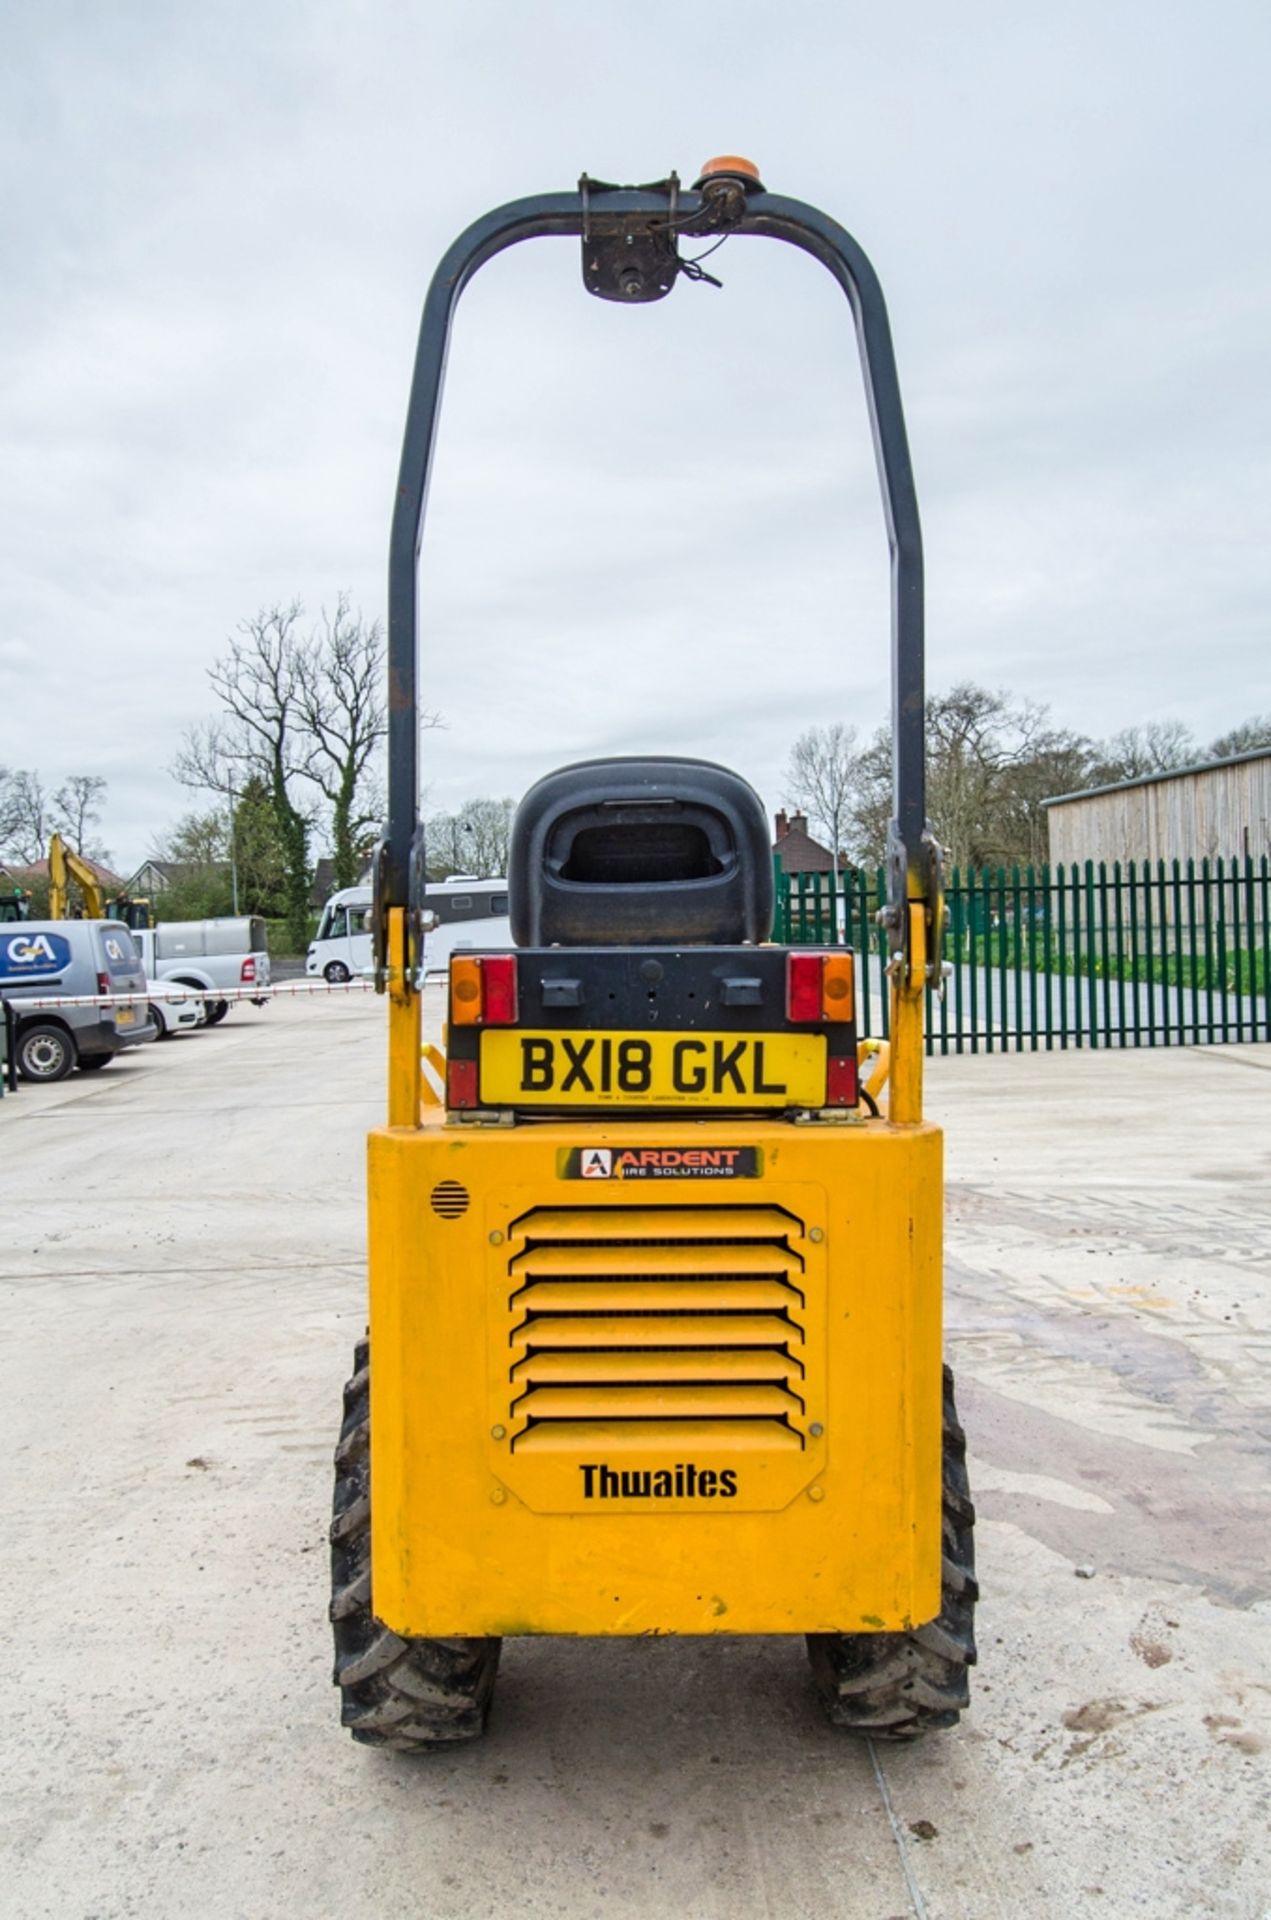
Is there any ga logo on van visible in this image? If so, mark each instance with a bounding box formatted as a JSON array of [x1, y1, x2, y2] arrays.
[[0, 931, 72, 978]]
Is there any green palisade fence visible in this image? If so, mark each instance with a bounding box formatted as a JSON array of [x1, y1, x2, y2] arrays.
[[772, 856, 1271, 1054]]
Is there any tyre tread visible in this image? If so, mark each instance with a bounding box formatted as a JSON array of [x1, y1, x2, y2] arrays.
[[806, 1363, 977, 1742], [330, 1344, 500, 1749]]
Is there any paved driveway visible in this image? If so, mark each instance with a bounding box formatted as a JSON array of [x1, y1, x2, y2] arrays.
[[1, 996, 1267, 1918]]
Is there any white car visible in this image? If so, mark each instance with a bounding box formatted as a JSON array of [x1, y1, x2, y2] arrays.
[[147, 981, 202, 1039]]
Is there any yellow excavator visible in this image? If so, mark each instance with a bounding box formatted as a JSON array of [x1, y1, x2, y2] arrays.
[[48, 834, 152, 929]]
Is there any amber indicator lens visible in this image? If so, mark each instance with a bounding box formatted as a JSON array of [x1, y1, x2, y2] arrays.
[[450, 955, 483, 1025]]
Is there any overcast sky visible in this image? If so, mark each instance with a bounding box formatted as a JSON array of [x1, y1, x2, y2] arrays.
[[2, 0, 1269, 874]]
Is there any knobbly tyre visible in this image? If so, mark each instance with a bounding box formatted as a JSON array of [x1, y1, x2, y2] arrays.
[[331, 158, 977, 1749]]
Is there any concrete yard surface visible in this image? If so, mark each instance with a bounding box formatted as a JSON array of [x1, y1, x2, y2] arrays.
[[0, 994, 1268, 1919]]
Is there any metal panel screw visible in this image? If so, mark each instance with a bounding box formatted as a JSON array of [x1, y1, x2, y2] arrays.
[[808, 1485, 825, 1502], [491, 1424, 506, 1441], [809, 1227, 824, 1244], [809, 1422, 824, 1438], [488, 1230, 504, 1246]]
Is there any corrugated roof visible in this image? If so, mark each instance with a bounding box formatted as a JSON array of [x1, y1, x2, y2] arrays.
[[1043, 745, 1271, 809]]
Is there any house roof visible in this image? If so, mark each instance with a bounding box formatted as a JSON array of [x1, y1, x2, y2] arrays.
[[772, 810, 846, 874], [7, 854, 124, 888], [125, 857, 235, 888]]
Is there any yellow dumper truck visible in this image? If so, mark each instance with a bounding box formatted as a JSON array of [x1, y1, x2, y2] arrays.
[[331, 158, 976, 1749]]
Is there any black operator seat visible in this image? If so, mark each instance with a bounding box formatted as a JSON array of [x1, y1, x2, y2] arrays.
[[509, 757, 774, 949]]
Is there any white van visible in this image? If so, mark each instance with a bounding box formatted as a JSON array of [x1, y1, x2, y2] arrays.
[[134, 917, 271, 1025], [306, 877, 512, 982], [0, 919, 154, 1081]]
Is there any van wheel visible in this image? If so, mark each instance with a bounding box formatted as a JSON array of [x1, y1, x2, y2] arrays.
[[16, 1023, 75, 1082], [77, 1056, 111, 1072], [204, 1001, 229, 1025], [331, 1340, 501, 1748], [806, 1364, 977, 1740], [324, 961, 351, 984]]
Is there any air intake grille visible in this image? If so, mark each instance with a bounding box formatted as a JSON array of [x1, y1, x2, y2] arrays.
[[505, 1206, 808, 1453]]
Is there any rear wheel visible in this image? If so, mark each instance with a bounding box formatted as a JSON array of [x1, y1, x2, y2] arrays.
[[807, 1364, 977, 1740], [149, 1003, 170, 1038], [16, 1023, 75, 1082], [330, 1340, 501, 1748], [204, 1000, 229, 1025], [324, 960, 351, 984]]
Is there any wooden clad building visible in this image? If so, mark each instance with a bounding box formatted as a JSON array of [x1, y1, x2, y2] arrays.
[[1044, 749, 1271, 868]]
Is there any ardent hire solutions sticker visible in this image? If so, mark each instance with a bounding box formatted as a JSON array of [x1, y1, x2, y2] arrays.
[[559, 1146, 761, 1180]]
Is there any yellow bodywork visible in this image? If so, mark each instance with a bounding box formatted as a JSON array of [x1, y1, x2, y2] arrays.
[[368, 906, 943, 1639]]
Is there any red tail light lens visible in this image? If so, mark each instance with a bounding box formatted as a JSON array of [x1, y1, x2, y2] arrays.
[[96, 971, 111, 998], [786, 953, 823, 1022], [241, 956, 256, 983], [481, 955, 518, 1025]]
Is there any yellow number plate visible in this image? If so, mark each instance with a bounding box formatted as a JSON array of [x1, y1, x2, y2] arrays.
[[479, 1029, 827, 1108], [115, 1006, 136, 1027]]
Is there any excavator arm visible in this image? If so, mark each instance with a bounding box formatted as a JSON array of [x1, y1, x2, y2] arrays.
[[48, 833, 106, 920]]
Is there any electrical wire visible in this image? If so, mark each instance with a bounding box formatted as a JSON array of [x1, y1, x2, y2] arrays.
[[676, 232, 730, 288]]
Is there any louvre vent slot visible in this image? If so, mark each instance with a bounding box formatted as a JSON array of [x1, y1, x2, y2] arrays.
[[505, 1205, 809, 1449]]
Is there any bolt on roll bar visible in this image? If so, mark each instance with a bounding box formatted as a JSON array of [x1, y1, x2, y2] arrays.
[[381, 168, 939, 989]]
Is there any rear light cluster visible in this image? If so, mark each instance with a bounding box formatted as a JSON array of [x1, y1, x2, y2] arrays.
[[786, 952, 854, 1024], [787, 952, 857, 1107], [96, 971, 111, 999], [444, 952, 859, 1111], [241, 956, 256, 984], [448, 956, 521, 1109], [449, 955, 519, 1027]]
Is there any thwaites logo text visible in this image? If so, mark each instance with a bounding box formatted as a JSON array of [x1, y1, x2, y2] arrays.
[[579, 1462, 739, 1500]]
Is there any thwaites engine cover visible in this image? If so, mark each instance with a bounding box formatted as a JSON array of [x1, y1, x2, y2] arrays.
[[368, 1112, 943, 1638]]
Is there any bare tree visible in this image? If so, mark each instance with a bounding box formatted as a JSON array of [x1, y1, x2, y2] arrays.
[[425, 797, 515, 879], [176, 604, 313, 949], [52, 774, 109, 858], [834, 683, 1098, 871], [295, 594, 441, 890], [1093, 719, 1197, 784], [0, 766, 16, 859], [1209, 714, 1271, 758], [924, 683, 1085, 870], [0, 768, 52, 866], [783, 723, 860, 866]]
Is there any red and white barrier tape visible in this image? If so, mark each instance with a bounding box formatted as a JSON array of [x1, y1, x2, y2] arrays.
[[0, 978, 378, 1012]]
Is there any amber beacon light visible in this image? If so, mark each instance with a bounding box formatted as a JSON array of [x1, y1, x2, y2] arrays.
[[694, 154, 765, 191]]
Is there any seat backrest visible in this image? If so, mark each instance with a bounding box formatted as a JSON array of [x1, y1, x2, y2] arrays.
[[509, 757, 773, 947]]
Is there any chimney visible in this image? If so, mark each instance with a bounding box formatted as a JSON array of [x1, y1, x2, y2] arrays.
[[774, 810, 789, 839], [791, 811, 808, 835]]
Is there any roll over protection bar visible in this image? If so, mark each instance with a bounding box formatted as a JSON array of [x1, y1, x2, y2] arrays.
[[381, 170, 940, 987]]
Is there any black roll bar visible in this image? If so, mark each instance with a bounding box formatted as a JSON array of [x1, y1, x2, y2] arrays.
[[385, 180, 931, 956]]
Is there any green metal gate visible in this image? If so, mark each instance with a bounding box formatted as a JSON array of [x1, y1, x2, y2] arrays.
[[773, 856, 1271, 1053]]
